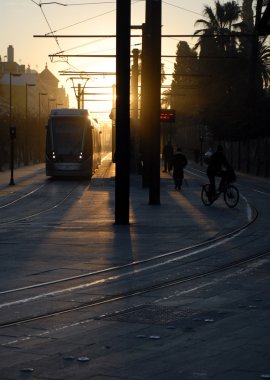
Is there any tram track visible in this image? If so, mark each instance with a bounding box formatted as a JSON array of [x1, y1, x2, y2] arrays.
[[0, 245, 268, 330], [0, 183, 47, 209], [0, 180, 88, 225], [0, 162, 269, 379], [0, 164, 266, 338], [0, 202, 258, 296], [0, 205, 260, 329]]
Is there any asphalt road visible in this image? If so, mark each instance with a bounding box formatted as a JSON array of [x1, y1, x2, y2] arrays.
[[0, 160, 269, 380]]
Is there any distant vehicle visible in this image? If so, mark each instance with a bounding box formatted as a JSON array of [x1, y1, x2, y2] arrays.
[[45, 108, 101, 178]]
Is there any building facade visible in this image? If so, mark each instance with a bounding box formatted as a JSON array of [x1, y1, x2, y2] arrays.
[[0, 45, 69, 169]]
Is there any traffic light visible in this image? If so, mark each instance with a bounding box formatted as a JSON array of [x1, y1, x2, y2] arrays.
[[160, 109, 176, 122]]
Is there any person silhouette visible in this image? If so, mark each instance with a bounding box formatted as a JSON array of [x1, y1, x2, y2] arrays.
[[172, 147, 187, 190]]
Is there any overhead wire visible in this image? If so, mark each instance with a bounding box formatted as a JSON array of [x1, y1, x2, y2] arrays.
[[38, 0, 144, 5], [30, 0, 205, 103], [39, 1, 115, 5], [39, 0, 142, 35], [163, 1, 202, 17], [32, 0, 144, 72], [30, 0, 93, 101]]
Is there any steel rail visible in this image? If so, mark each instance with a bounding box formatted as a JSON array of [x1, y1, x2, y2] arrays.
[[0, 245, 268, 329], [0, 204, 258, 296], [0, 184, 80, 226]]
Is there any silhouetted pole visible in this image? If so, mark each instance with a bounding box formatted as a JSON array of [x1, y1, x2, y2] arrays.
[[140, 22, 151, 188], [25, 83, 35, 166], [78, 83, 81, 109], [248, 0, 263, 108], [9, 127, 16, 186], [131, 49, 139, 120], [111, 84, 116, 159], [131, 48, 139, 172], [144, 0, 162, 204], [115, 0, 131, 224], [247, 0, 263, 172]]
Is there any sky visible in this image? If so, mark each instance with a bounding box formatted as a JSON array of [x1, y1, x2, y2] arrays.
[[0, 0, 243, 121]]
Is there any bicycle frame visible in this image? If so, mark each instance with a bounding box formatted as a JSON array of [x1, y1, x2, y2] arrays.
[[201, 182, 239, 208]]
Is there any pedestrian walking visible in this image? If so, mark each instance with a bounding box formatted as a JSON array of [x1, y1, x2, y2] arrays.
[[172, 147, 187, 190], [162, 141, 173, 173]]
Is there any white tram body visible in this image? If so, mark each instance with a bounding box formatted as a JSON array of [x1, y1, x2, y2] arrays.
[[45, 109, 101, 177]]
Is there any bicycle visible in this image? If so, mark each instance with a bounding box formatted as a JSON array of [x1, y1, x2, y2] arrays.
[[201, 181, 239, 208]]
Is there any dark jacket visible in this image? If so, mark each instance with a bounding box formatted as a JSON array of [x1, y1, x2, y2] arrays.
[[207, 151, 231, 176], [172, 151, 187, 177], [162, 143, 173, 160]]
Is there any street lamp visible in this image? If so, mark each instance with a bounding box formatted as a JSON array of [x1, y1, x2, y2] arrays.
[[9, 72, 22, 126], [26, 83, 36, 120], [9, 72, 22, 185], [38, 93, 47, 162], [39, 92, 47, 123], [200, 135, 203, 167], [25, 83, 36, 165]]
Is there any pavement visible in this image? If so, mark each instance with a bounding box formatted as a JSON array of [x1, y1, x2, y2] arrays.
[[0, 158, 270, 379], [0, 158, 252, 255]]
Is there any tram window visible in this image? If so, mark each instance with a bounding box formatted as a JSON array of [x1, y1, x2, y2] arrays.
[[52, 117, 85, 155]]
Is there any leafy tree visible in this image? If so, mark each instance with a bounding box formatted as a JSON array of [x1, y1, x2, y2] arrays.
[[193, 0, 270, 138], [169, 41, 201, 123], [167, 0, 270, 141]]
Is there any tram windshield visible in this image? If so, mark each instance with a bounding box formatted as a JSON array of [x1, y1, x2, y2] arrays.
[[51, 117, 86, 155]]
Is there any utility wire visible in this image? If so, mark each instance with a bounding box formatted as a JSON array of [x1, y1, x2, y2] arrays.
[[31, 0, 88, 77], [38, 0, 143, 5], [163, 1, 202, 17], [46, 9, 115, 35], [40, 6, 64, 54], [38, 0, 141, 35], [39, 1, 115, 5]]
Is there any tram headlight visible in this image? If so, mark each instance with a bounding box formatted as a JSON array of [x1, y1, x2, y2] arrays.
[[79, 152, 83, 160], [52, 151, 56, 160]]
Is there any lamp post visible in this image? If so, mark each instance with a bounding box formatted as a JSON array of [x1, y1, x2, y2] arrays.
[[9, 72, 22, 185], [25, 83, 36, 165], [9, 127, 16, 186], [39, 93, 47, 162], [39, 92, 47, 123], [200, 135, 203, 167]]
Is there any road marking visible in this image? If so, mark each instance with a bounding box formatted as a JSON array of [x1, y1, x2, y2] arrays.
[[253, 189, 270, 197]]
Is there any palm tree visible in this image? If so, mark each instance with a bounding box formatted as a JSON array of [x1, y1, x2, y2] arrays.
[[194, 0, 242, 55], [257, 37, 270, 88]]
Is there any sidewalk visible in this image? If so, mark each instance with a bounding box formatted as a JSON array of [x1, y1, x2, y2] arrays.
[[0, 160, 250, 243], [0, 163, 45, 190]]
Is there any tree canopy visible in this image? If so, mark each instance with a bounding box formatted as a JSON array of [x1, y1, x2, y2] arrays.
[[167, 0, 270, 141]]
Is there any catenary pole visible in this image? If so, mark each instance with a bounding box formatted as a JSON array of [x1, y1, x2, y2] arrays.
[[146, 0, 162, 205], [115, 0, 131, 224]]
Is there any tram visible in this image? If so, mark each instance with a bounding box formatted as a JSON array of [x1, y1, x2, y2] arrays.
[[45, 108, 101, 177]]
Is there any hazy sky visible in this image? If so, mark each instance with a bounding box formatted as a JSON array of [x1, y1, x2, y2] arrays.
[[0, 0, 242, 116]]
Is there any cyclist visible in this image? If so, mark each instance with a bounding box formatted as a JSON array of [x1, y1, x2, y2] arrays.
[[206, 145, 235, 199]]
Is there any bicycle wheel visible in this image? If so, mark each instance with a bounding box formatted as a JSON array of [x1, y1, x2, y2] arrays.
[[224, 184, 239, 208], [201, 184, 214, 206]]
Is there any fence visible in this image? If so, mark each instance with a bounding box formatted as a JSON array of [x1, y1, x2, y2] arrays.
[[222, 138, 270, 177]]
